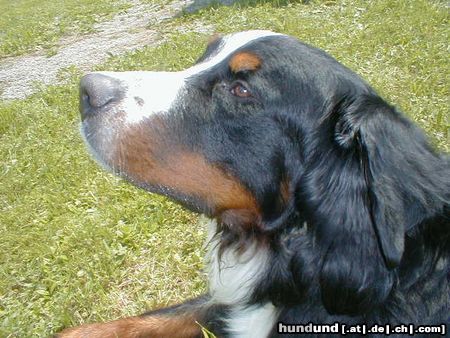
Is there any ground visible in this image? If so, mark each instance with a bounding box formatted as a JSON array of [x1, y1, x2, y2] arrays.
[[0, 0, 221, 100], [0, 0, 447, 336]]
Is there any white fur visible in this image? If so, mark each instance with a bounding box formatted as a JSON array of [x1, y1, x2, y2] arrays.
[[205, 219, 279, 338], [227, 303, 279, 338], [91, 71, 187, 124], [185, 30, 280, 75], [93, 31, 281, 124], [206, 220, 269, 304]]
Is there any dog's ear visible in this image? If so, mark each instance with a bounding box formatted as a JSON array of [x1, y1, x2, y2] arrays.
[[300, 93, 446, 315], [332, 95, 407, 268]]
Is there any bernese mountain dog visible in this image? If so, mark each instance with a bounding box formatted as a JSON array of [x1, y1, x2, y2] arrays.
[[59, 31, 449, 337]]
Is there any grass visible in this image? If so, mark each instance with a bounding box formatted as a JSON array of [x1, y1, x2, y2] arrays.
[[0, 0, 131, 58], [0, 0, 448, 336]]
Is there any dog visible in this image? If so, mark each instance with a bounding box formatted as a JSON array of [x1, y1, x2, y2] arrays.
[[59, 31, 449, 337]]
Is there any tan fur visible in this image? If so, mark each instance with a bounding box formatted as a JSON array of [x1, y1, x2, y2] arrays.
[[114, 122, 260, 220], [57, 314, 200, 338], [229, 52, 261, 73]]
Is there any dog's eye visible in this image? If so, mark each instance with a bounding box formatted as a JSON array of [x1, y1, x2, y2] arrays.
[[230, 82, 252, 98]]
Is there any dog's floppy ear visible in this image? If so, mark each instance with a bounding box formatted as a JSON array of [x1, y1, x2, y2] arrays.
[[300, 92, 446, 315], [333, 95, 407, 268]]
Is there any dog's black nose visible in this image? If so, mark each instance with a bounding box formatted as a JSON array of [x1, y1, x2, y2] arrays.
[[79, 73, 124, 117]]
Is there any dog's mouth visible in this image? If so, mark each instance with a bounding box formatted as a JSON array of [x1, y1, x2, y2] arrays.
[[78, 72, 262, 224], [79, 70, 183, 172]]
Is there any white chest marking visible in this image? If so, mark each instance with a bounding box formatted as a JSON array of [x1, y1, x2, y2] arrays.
[[227, 303, 279, 338], [205, 220, 279, 338], [206, 220, 269, 304]]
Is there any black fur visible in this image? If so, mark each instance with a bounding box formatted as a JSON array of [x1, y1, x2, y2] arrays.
[[80, 33, 449, 337], [177, 36, 449, 333]]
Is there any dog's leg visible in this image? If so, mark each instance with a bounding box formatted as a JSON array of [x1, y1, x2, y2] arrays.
[[56, 295, 225, 338]]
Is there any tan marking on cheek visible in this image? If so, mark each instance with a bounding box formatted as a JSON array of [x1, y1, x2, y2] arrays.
[[218, 208, 261, 229], [164, 152, 259, 212], [113, 124, 260, 218], [57, 314, 201, 338], [229, 51, 261, 73]]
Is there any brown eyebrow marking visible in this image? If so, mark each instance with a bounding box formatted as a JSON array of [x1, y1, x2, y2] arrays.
[[229, 52, 261, 73]]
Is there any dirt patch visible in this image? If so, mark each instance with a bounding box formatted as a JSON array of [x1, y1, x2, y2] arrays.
[[0, 0, 218, 100]]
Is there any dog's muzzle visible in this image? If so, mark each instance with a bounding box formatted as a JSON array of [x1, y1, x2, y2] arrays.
[[79, 73, 125, 119]]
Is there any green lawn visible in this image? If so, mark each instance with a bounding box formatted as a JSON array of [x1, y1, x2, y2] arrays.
[[0, 0, 130, 57], [0, 0, 448, 336]]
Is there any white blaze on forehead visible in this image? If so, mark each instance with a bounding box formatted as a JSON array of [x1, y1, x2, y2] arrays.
[[95, 30, 281, 124], [185, 30, 281, 75]]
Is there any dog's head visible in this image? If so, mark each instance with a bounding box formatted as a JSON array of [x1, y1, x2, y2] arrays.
[[79, 31, 448, 315]]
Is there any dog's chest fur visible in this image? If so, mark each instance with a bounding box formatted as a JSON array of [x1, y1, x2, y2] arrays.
[[205, 220, 279, 337]]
